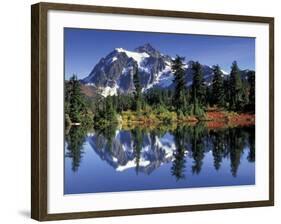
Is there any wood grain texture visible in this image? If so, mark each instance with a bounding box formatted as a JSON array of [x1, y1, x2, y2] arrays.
[[31, 2, 274, 221], [31, 3, 40, 220], [31, 3, 48, 221], [269, 19, 274, 203]]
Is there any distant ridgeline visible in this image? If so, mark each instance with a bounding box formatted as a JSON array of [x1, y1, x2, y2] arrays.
[[65, 43, 255, 128]]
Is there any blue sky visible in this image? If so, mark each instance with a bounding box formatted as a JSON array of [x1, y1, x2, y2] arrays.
[[64, 28, 255, 80]]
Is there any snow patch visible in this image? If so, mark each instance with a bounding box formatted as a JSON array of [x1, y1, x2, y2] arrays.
[[115, 48, 150, 67], [154, 134, 177, 159], [143, 63, 173, 91], [111, 57, 118, 63], [116, 159, 150, 172], [85, 83, 96, 86], [221, 69, 229, 75], [100, 85, 118, 97]]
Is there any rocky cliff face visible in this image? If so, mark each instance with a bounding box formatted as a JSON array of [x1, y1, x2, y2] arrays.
[[82, 43, 174, 96], [82, 43, 253, 97]]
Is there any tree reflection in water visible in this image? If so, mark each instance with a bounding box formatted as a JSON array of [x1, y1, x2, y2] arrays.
[[171, 125, 187, 180], [65, 124, 255, 179], [65, 126, 87, 172]]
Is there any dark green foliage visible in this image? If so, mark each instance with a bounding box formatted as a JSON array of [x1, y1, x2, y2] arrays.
[[65, 60, 255, 129], [171, 125, 187, 180], [93, 96, 118, 128], [171, 56, 187, 112], [191, 62, 205, 104], [144, 88, 173, 110], [229, 61, 243, 110], [240, 80, 249, 109], [247, 126, 255, 162], [191, 61, 206, 115], [192, 98, 205, 117], [170, 125, 254, 177], [131, 128, 143, 174], [223, 77, 231, 109], [225, 128, 247, 177], [105, 97, 117, 121], [65, 75, 91, 124], [248, 71, 255, 112], [133, 67, 142, 112], [96, 123, 118, 151], [65, 126, 88, 172], [210, 130, 225, 170], [89, 123, 254, 177], [191, 124, 205, 174], [212, 65, 225, 107], [205, 85, 213, 107], [116, 94, 134, 112]]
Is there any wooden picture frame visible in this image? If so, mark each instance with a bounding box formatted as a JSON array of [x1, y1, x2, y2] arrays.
[[31, 2, 274, 221]]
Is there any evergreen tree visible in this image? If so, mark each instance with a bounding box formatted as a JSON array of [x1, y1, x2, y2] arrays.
[[248, 71, 255, 112], [205, 86, 213, 107], [132, 128, 143, 174], [171, 56, 187, 112], [93, 96, 118, 128], [191, 61, 205, 115], [229, 61, 243, 110], [239, 81, 249, 110], [116, 94, 134, 112], [191, 125, 205, 174], [105, 96, 116, 122], [171, 126, 187, 180], [65, 126, 87, 172], [247, 126, 255, 162], [212, 65, 225, 107], [99, 124, 118, 152], [223, 77, 231, 109], [65, 75, 89, 124], [133, 67, 142, 112], [211, 130, 224, 170]]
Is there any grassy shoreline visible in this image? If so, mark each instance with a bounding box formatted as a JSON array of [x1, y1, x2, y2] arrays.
[[120, 109, 254, 128], [66, 108, 255, 131]]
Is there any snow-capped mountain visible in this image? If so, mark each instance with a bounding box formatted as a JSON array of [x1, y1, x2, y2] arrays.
[[82, 43, 173, 96], [87, 130, 177, 174], [81, 43, 252, 97]]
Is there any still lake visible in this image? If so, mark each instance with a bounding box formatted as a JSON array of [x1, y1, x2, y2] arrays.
[[64, 124, 255, 194]]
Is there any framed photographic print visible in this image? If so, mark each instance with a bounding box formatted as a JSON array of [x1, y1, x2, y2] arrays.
[[31, 2, 274, 221]]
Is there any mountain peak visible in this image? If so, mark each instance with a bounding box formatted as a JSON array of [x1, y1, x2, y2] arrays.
[[187, 60, 195, 67], [114, 47, 126, 53], [82, 43, 254, 97], [136, 43, 155, 50], [135, 43, 160, 57]]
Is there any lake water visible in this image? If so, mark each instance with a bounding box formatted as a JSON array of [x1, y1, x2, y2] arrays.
[[64, 124, 255, 194]]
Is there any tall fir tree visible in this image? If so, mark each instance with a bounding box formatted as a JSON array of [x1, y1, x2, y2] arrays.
[[248, 71, 255, 112], [205, 85, 212, 107], [65, 74, 88, 123], [240, 80, 249, 110], [105, 96, 116, 122], [133, 67, 142, 112], [212, 64, 225, 107], [223, 77, 231, 109], [191, 125, 205, 174], [132, 128, 143, 174], [65, 126, 87, 172], [171, 126, 187, 180], [191, 61, 205, 115], [229, 61, 243, 110], [171, 56, 187, 112]]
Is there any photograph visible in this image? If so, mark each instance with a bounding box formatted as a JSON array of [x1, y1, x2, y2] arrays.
[[64, 28, 256, 195]]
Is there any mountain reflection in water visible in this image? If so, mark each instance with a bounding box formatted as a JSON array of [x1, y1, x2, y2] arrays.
[[64, 124, 255, 194]]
